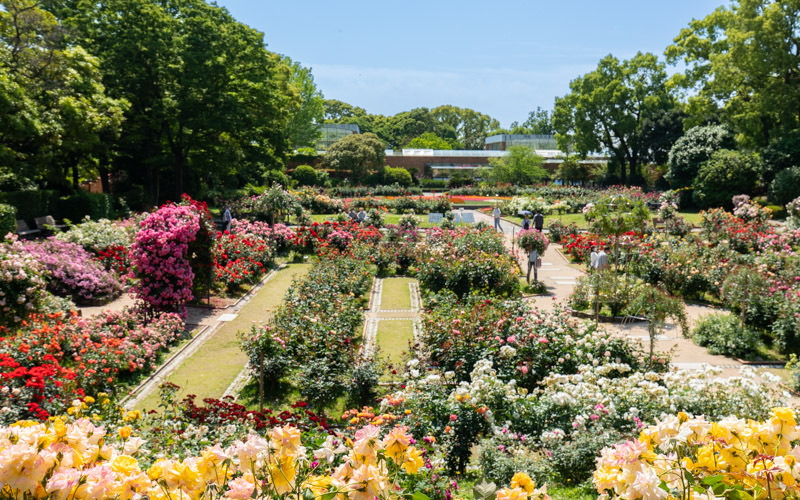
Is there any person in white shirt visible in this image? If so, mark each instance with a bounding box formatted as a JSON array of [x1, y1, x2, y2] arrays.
[[492, 206, 502, 232], [222, 206, 233, 232], [590, 246, 599, 270], [592, 247, 609, 271], [527, 249, 539, 283]]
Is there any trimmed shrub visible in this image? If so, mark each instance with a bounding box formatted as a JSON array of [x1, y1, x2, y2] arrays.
[[769, 166, 800, 206], [292, 165, 318, 186], [0, 203, 16, 237], [692, 150, 760, 209], [263, 169, 289, 187], [0, 190, 60, 222], [383, 166, 413, 187], [692, 313, 758, 358]]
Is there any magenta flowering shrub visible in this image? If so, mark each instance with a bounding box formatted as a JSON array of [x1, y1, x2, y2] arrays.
[[130, 203, 201, 312], [270, 223, 295, 253], [22, 238, 122, 305], [230, 218, 273, 239], [327, 229, 353, 251], [0, 235, 46, 326]]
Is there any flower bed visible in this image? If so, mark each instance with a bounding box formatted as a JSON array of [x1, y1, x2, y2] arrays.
[[22, 238, 122, 305], [594, 408, 799, 499], [0, 308, 184, 422]]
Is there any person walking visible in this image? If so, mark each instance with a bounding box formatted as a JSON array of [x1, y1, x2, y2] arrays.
[[492, 205, 503, 232], [357, 209, 367, 224], [533, 211, 544, 232], [590, 245, 599, 270], [527, 249, 540, 284], [522, 214, 531, 230], [222, 205, 233, 232], [593, 247, 609, 271]]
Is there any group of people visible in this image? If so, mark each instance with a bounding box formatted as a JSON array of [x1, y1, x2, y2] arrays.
[[348, 209, 368, 224]]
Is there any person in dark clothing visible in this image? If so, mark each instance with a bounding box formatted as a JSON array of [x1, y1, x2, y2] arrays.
[[533, 212, 544, 232]]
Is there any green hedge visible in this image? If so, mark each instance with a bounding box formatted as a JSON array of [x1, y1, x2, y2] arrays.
[[0, 203, 16, 236], [0, 190, 115, 223], [0, 190, 60, 222]]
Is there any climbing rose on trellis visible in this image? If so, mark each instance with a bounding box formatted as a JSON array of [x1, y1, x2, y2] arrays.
[[130, 203, 201, 314]]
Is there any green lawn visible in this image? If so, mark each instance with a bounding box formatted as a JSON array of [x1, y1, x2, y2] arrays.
[[380, 278, 413, 310], [376, 320, 415, 378], [505, 210, 704, 230], [135, 263, 312, 412]]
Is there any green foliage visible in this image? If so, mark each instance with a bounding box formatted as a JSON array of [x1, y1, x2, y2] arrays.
[[324, 132, 386, 182], [692, 150, 760, 209], [692, 313, 758, 358], [59, 192, 115, 221], [382, 166, 413, 187], [284, 58, 324, 149], [0, 0, 127, 192], [666, 0, 800, 149], [666, 125, 736, 189], [0, 190, 60, 222], [488, 145, 549, 185], [56, 0, 298, 202], [263, 169, 289, 188], [0, 204, 16, 237], [762, 129, 800, 184], [554, 52, 674, 184], [521, 106, 555, 135], [292, 165, 318, 186], [405, 132, 453, 150], [769, 166, 800, 206], [584, 195, 650, 236], [554, 156, 591, 183]]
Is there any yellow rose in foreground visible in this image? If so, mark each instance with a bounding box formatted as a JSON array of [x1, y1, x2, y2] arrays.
[[511, 471, 535, 492], [112, 455, 139, 475]]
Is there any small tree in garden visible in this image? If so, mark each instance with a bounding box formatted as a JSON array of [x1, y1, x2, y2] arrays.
[[253, 184, 299, 225], [625, 286, 687, 367], [239, 325, 289, 410], [584, 195, 649, 315]]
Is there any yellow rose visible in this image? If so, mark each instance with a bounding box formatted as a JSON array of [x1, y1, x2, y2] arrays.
[[84, 396, 95, 404], [147, 459, 167, 481], [53, 418, 66, 438], [112, 455, 139, 475], [119, 426, 132, 440], [510, 472, 535, 493]]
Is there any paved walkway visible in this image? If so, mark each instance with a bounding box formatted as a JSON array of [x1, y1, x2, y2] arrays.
[[466, 210, 774, 378]]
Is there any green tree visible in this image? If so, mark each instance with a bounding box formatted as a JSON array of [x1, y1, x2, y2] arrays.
[[666, 125, 736, 189], [553, 52, 674, 184], [769, 166, 800, 206], [60, 0, 297, 203], [382, 166, 412, 187], [292, 165, 317, 186], [431, 105, 500, 150], [284, 59, 324, 149], [666, 0, 800, 148], [324, 132, 385, 182], [521, 106, 555, 135], [487, 145, 549, 185], [405, 132, 453, 150], [0, 0, 127, 191], [692, 149, 760, 209], [555, 156, 592, 184]]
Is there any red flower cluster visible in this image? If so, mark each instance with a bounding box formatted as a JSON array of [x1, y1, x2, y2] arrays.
[[562, 233, 607, 263], [94, 245, 131, 275], [178, 394, 331, 432]]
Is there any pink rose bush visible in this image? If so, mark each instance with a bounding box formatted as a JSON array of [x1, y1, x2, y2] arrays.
[[21, 238, 122, 305], [130, 203, 201, 312], [0, 235, 46, 327]]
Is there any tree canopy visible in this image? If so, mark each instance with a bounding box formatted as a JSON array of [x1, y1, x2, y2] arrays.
[[323, 132, 386, 182], [487, 146, 549, 185], [553, 52, 674, 184]]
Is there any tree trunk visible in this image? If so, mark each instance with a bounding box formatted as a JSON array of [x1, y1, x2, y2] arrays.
[[99, 166, 111, 194]]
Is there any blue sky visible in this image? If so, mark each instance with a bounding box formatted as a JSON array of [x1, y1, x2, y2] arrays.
[[216, 0, 724, 127]]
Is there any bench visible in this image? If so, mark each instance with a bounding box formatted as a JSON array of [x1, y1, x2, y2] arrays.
[[34, 215, 66, 234], [16, 220, 41, 239]]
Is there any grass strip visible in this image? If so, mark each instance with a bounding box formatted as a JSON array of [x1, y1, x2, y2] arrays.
[[380, 278, 413, 310], [376, 320, 414, 380], [135, 263, 312, 411]]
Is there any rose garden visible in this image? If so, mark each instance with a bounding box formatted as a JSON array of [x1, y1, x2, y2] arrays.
[[5, 0, 800, 497], [1, 181, 799, 500]]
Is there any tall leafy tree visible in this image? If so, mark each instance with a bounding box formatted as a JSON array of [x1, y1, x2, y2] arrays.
[[323, 132, 385, 182], [431, 105, 499, 149], [487, 145, 549, 185], [553, 52, 674, 184], [58, 0, 297, 202], [284, 58, 324, 149], [405, 132, 453, 150], [0, 0, 126, 191], [666, 0, 800, 148], [522, 106, 555, 135]]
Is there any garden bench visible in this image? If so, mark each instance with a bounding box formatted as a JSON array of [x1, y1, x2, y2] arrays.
[[34, 215, 66, 233], [16, 220, 41, 239]]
